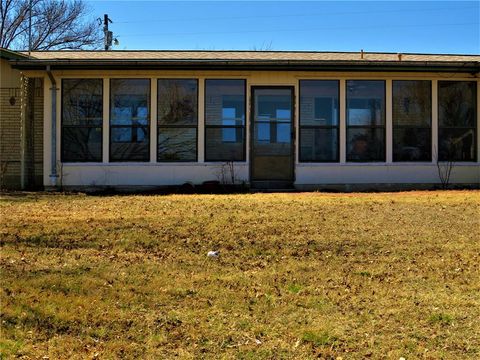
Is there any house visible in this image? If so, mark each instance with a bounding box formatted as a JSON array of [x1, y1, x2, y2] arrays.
[[1, 49, 479, 190]]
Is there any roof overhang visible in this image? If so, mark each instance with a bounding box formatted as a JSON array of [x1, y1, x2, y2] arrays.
[[0, 48, 31, 61], [9, 58, 480, 74]]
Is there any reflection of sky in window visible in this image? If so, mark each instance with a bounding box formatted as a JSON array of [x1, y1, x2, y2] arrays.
[[113, 107, 132, 124], [276, 109, 291, 120], [137, 107, 148, 120], [222, 108, 236, 142], [277, 123, 290, 143]]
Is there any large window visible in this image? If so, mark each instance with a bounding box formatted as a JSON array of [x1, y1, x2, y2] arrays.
[[205, 79, 245, 161], [438, 81, 477, 162], [61, 79, 103, 162], [346, 80, 385, 162], [299, 80, 339, 162], [110, 79, 150, 162], [393, 80, 432, 161], [157, 79, 198, 161]]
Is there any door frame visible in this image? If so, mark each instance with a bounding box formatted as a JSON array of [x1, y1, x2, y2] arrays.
[[249, 85, 296, 184]]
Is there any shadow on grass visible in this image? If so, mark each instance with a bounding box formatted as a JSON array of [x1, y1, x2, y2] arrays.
[[0, 234, 99, 250]]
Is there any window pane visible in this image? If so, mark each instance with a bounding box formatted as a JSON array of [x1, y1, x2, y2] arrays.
[[205, 127, 244, 161], [438, 128, 476, 161], [393, 128, 431, 162], [158, 79, 197, 125], [300, 80, 339, 126], [110, 126, 149, 161], [110, 79, 150, 126], [347, 128, 385, 161], [110, 79, 150, 161], [347, 80, 385, 126], [393, 80, 431, 127], [158, 128, 196, 161], [205, 80, 245, 126], [62, 127, 102, 162], [438, 81, 476, 127], [62, 79, 103, 126], [300, 128, 338, 162]]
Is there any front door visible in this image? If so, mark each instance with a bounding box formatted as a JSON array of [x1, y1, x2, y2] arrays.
[[250, 87, 294, 187]]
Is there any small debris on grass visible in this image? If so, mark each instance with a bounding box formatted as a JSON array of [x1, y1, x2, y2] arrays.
[[207, 250, 219, 258]]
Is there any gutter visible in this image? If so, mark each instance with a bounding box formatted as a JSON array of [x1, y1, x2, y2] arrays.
[[46, 65, 58, 187], [10, 59, 480, 74]]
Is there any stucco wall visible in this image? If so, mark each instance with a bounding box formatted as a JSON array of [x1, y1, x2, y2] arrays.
[[30, 69, 480, 189]]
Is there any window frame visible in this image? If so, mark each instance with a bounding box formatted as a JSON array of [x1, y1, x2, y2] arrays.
[[392, 80, 432, 162], [109, 78, 151, 163], [299, 79, 340, 163], [437, 80, 477, 162], [61, 78, 103, 163], [204, 79, 247, 162], [346, 79, 386, 163], [157, 78, 199, 162]]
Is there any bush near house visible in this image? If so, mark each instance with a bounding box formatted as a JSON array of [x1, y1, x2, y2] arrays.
[[0, 191, 479, 359]]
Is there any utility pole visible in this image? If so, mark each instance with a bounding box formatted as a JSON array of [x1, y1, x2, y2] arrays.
[[103, 14, 113, 51]]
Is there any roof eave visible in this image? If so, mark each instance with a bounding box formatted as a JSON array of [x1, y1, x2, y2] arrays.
[[9, 59, 480, 74]]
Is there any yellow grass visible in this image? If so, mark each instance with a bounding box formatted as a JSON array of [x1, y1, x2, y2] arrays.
[[1, 191, 479, 359]]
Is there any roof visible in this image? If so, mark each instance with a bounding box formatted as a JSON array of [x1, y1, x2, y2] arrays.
[[17, 50, 480, 62], [8, 49, 480, 73], [0, 47, 31, 60]]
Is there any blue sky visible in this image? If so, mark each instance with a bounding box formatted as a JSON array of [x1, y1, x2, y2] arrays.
[[86, 1, 479, 54]]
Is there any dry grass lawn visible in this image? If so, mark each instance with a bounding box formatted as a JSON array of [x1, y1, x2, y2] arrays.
[[0, 190, 479, 359]]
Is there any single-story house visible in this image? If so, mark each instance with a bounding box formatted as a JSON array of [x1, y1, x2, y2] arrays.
[[1, 49, 479, 190]]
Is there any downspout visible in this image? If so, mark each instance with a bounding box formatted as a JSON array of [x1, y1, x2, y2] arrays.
[[20, 74, 26, 189], [46, 66, 58, 187]]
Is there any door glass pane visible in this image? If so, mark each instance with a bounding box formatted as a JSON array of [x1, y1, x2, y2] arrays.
[[252, 88, 293, 181]]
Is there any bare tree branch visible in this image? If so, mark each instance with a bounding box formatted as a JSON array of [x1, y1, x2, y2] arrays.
[[0, 0, 101, 50]]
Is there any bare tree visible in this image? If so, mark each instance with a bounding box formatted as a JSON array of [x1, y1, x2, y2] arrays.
[[435, 150, 455, 190], [1, 0, 101, 50]]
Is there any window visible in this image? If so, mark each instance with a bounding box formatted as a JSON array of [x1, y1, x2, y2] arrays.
[[61, 79, 103, 162], [110, 79, 150, 162], [346, 80, 385, 162], [299, 80, 339, 162], [438, 81, 477, 162], [393, 80, 432, 161], [205, 79, 245, 161], [157, 79, 198, 161]]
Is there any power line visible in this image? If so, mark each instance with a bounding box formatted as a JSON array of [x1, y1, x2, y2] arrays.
[[113, 6, 479, 24], [116, 22, 479, 39]]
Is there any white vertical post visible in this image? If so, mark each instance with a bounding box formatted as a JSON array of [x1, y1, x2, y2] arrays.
[[150, 78, 157, 163], [198, 78, 205, 163], [386, 79, 393, 163], [102, 78, 109, 163], [339, 79, 346, 163], [55, 79, 61, 177], [432, 80, 438, 164]]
